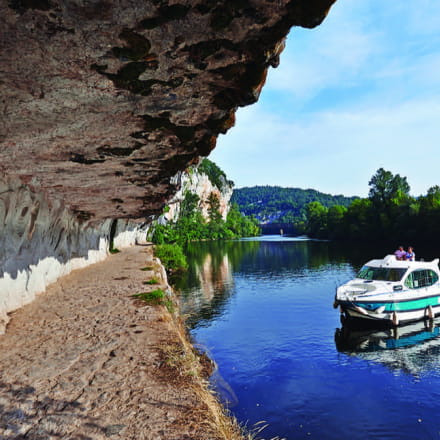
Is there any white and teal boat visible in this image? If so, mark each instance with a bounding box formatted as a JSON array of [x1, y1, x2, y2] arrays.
[[334, 255, 440, 326]]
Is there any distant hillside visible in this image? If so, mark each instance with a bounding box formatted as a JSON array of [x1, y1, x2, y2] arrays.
[[232, 186, 358, 224]]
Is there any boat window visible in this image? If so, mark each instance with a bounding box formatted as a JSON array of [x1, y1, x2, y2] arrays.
[[356, 266, 407, 282], [404, 269, 439, 289]]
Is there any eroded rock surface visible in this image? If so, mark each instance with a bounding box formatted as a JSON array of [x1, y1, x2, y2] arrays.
[[0, 0, 335, 222]]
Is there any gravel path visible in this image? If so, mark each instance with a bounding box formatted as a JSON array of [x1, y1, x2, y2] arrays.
[[0, 245, 223, 440]]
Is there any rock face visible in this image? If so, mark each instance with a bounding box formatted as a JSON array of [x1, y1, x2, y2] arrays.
[[164, 167, 233, 223], [0, 0, 335, 222]]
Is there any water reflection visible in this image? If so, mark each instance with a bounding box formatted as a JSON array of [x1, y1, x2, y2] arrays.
[[177, 237, 361, 330], [335, 319, 440, 375], [176, 240, 259, 329]]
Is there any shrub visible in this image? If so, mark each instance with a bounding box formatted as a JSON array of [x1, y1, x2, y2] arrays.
[[154, 243, 188, 273]]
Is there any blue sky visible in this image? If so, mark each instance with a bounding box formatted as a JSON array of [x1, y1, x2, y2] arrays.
[[210, 0, 440, 197]]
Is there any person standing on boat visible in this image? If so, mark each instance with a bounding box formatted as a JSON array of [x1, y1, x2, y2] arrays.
[[394, 246, 406, 260], [406, 246, 415, 261]]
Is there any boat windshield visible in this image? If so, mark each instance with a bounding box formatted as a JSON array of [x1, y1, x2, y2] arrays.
[[356, 266, 407, 282]]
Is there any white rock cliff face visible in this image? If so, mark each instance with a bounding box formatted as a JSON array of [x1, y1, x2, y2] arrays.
[[164, 168, 233, 223], [0, 178, 147, 334]]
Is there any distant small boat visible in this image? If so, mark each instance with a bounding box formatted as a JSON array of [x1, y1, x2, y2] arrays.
[[334, 255, 440, 326]]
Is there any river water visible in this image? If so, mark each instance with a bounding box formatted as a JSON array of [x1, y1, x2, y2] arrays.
[[176, 237, 440, 440]]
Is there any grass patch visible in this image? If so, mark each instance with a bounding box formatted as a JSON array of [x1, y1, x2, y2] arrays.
[[133, 289, 165, 304], [140, 266, 154, 271], [143, 278, 159, 285], [133, 289, 175, 313]]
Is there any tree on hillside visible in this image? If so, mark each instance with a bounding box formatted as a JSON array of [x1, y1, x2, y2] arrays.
[[181, 191, 200, 218], [208, 192, 222, 223], [344, 198, 374, 240], [420, 185, 440, 209], [231, 186, 357, 229], [226, 203, 260, 237], [150, 160, 260, 245]]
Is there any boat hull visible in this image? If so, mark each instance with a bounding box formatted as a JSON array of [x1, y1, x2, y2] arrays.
[[337, 295, 440, 326]]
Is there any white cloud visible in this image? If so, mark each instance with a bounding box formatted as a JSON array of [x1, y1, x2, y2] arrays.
[[213, 96, 440, 197], [265, 1, 379, 100], [373, 52, 440, 91]]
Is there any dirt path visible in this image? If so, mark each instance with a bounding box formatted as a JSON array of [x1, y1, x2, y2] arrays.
[[0, 245, 232, 440]]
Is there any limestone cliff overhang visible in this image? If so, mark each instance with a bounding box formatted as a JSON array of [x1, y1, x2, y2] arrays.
[[0, 0, 335, 223]]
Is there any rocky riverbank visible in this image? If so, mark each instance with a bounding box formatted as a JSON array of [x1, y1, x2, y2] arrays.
[[0, 245, 243, 440]]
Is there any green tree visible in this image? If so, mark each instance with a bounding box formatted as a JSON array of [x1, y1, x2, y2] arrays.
[[368, 168, 411, 238], [368, 168, 410, 209], [417, 185, 440, 241], [420, 186, 440, 210], [150, 160, 260, 246], [327, 205, 347, 239], [154, 244, 188, 273], [305, 201, 328, 238], [208, 192, 222, 224], [344, 198, 373, 240], [226, 203, 260, 237], [180, 191, 200, 218], [198, 158, 233, 191], [231, 185, 357, 226]]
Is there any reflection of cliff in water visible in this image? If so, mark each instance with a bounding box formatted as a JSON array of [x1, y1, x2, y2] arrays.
[[335, 319, 440, 376], [177, 241, 261, 329], [177, 238, 373, 329]]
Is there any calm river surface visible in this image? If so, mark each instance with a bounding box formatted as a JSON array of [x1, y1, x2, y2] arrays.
[[176, 237, 440, 440]]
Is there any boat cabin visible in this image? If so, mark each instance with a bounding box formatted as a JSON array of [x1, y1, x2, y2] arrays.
[[356, 255, 440, 290]]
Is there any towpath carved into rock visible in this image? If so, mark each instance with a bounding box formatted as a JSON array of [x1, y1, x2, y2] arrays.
[[0, 246, 221, 439]]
